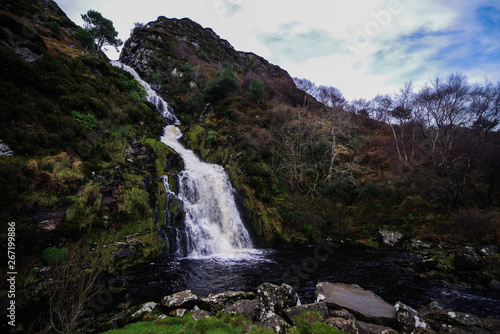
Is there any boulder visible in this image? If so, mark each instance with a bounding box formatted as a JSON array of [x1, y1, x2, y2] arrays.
[[324, 317, 361, 334], [453, 247, 485, 271], [330, 309, 356, 320], [161, 290, 198, 311], [379, 229, 404, 246], [131, 302, 158, 318], [395, 301, 432, 334], [490, 279, 500, 290], [420, 301, 484, 331], [357, 321, 398, 334], [479, 245, 498, 256], [481, 316, 500, 333], [282, 302, 328, 325], [259, 313, 289, 334], [191, 308, 210, 320], [169, 308, 187, 317], [315, 282, 396, 326], [415, 258, 439, 271], [256, 283, 299, 322], [410, 239, 432, 250], [34, 210, 64, 231], [200, 290, 255, 313], [224, 300, 257, 319]]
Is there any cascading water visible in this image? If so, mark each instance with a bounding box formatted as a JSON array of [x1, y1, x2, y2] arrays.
[[112, 61, 254, 258]]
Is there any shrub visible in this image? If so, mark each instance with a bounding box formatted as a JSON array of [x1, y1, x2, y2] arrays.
[[42, 246, 69, 266], [452, 208, 499, 244], [71, 110, 98, 129], [203, 67, 239, 103], [48, 21, 63, 36], [248, 77, 265, 104], [197, 50, 210, 62]]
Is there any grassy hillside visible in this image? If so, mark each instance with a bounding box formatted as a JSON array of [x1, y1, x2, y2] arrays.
[[0, 2, 182, 317], [121, 16, 500, 247]]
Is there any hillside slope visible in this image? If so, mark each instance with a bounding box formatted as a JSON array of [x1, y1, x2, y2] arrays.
[[119, 16, 382, 243], [120, 15, 500, 248], [0, 0, 181, 277]]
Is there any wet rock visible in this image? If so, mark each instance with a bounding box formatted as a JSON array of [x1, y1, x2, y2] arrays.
[[191, 308, 210, 320], [379, 229, 404, 246], [112, 237, 146, 263], [131, 301, 158, 318], [224, 300, 257, 319], [453, 247, 485, 271], [113, 247, 138, 260], [420, 301, 483, 331], [282, 302, 328, 325], [259, 313, 289, 334], [395, 301, 432, 334], [200, 290, 255, 313], [415, 258, 439, 271], [324, 317, 361, 334], [479, 245, 498, 256], [410, 239, 432, 250], [34, 210, 64, 231], [490, 279, 500, 290], [161, 290, 198, 311], [481, 316, 500, 333], [315, 282, 396, 327], [256, 283, 299, 322], [330, 309, 356, 320], [356, 321, 398, 334], [435, 310, 483, 328], [0, 140, 13, 156]]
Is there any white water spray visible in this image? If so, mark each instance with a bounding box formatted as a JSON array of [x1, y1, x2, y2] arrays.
[[112, 61, 254, 258]]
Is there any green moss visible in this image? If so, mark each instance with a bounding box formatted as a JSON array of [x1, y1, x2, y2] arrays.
[[65, 182, 103, 231], [145, 138, 183, 175], [118, 187, 151, 221]]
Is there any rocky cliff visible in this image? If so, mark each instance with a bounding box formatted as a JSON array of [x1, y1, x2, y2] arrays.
[[120, 16, 297, 94]]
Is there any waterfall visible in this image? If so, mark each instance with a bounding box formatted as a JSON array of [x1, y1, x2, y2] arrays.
[[112, 61, 254, 258], [111, 61, 180, 125]]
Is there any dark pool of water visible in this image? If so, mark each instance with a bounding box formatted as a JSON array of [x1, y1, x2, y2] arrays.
[[125, 245, 500, 317]]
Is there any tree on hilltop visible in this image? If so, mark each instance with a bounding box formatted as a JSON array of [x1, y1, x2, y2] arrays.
[[79, 10, 122, 53]]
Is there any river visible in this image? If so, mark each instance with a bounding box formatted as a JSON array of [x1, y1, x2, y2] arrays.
[[124, 245, 500, 317]]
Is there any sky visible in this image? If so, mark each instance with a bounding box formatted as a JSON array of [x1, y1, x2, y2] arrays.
[[54, 0, 500, 101]]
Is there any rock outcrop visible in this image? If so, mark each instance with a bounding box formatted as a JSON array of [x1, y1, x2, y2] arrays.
[[160, 289, 198, 311], [111, 282, 494, 334], [315, 282, 397, 326]]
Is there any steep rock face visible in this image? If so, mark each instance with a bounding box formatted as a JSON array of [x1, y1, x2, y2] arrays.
[[120, 17, 293, 86]]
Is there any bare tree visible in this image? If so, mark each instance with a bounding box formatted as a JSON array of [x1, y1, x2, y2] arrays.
[[293, 77, 317, 107], [346, 98, 371, 118], [316, 85, 346, 109], [370, 94, 393, 122], [414, 74, 500, 204], [322, 109, 362, 186], [273, 115, 321, 192], [388, 83, 418, 172], [47, 239, 110, 333]]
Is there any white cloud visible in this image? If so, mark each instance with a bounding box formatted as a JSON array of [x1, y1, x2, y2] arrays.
[[54, 0, 500, 101]]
